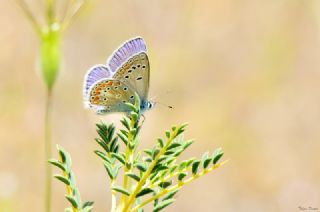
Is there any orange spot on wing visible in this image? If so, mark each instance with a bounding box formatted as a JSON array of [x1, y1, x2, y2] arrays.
[[106, 81, 113, 86]]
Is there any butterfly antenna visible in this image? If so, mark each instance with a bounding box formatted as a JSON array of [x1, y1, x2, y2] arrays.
[[155, 101, 174, 110]]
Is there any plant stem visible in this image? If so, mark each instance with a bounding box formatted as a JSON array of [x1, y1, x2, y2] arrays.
[[131, 160, 229, 212], [45, 89, 53, 212], [120, 121, 135, 206], [111, 180, 117, 212], [121, 129, 179, 212]]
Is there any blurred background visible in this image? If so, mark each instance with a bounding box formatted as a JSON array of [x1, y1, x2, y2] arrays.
[[1, 0, 320, 211]]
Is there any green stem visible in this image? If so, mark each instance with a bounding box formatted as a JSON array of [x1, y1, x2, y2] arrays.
[[45, 89, 53, 212], [46, 0, 54, 25], [111, 180, 117, 212], [120, 119, 135, 205], [131, 160, 228, 212], [122, 129, 179, 212]]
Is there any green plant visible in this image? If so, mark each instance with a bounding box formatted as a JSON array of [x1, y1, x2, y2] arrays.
[[14, 1, 86, 211], [48, 146, 94, 212], [50, 96, 227, 211]]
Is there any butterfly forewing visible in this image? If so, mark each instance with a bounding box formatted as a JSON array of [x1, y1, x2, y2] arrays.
[[113, 52, 150, 101], [88, 79, 135, 113]]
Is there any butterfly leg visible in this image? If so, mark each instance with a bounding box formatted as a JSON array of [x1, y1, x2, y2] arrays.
[[141, 114, 146, 125]]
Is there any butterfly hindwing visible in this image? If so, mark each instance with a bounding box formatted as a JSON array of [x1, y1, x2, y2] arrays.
[[88, 79, 135, 113], [83, 65, 111, 107]]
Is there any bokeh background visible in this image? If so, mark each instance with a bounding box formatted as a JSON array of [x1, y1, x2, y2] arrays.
[[1, 0, 320, 211]]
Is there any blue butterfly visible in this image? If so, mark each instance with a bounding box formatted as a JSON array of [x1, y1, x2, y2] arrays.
[[83, 37, 155, 114]]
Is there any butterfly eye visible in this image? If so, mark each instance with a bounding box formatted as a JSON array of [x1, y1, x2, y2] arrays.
[[114, 86, 118, 89], [130, 95, 134, 99], [142, 65, 146, 68], [136, 77, 143, 80], [128, 70, 132, 73], [137, 65, 141, 68], [123, 87, 128, 91], [132, 66, 136, 69], [125, 76, 129, 79]]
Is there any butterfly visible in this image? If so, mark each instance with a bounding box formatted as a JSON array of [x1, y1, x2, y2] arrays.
[[83, 37, 155, 114]]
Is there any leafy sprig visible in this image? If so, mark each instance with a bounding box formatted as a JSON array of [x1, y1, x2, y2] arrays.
[[49, 145, 94, 212], [50, 95, 227, 211]]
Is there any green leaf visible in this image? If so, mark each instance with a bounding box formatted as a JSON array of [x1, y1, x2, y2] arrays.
[[125, 172, 141, 181], [157, 138, 164, 148], [120, 117, 130, 130], [192, 160, 201, 175], [202, 152, 211, 168], [167, 143, 181, 150], [131, 112, 139, 122], [152, 164, 169, 173], [213, 148, 224, 164], [159, 181, 172, 189], [112, 186, 130, 196], [109, 138, 118, 153], [182, 140, 194, 150], [56, 145, 67, 163], [163, 188, 179, 201], [178, 172, 187, 181], [125, 102, 137, 112], [104, 162, 115, 179], [48, 159, 65, 171], [82, 201, 94, 208], [54, 175, 70, 185], [117, 132, 128, 145], [164, 150, 175, 155], [169, 165, 177, 174], [203, 158, 212, 169], [165, 131, 170, 138], [178, 161, 187, 171], [136, 163, 147, 172], [158, 155, 168, 163], [186, 158, 195, 167], [111, 153, 126, 165], [94, 150, 111, 164], [119, 129, 128, 137], [95, 138, 109, 152], [172, 149, 184, 157], [65, 195, 79, 209], [113, 163, 122, 178], [136, 188, 154, 197], [153, 199, 175, 212], [144, 149, 153, 156], [152, 149, 160, 159], [144, 157, 152, 163]]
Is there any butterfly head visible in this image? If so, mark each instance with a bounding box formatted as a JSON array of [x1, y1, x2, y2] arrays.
[[140, 100, 156, 113]]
